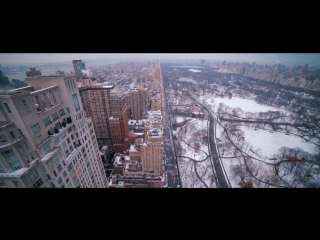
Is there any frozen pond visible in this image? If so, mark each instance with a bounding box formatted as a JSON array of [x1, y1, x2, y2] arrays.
[[179, 77, 197, 84], [206, 97, 286, 113], [240, 126, 319, 157], [189, 69, 201, 72]]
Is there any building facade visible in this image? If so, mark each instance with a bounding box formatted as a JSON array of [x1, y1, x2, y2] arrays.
[[72, 60, 86, 81], [109, 86, 130, 153], [78, 79, 114, 146], [0, 75, 108, 188]]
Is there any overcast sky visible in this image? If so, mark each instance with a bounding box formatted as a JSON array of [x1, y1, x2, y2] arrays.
[[1, 53, 320, 67]]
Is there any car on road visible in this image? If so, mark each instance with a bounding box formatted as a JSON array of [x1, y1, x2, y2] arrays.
[[171, 173, 175, 181]]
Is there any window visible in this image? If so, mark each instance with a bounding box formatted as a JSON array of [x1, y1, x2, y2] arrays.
[[18, 129, 24, 136], [3, 103, 12, 113], [54, 137, 60, 145], [69, 145, 73, 152], [43, 117, 52, 127], [33, 178, 43, 188], [35, 151, 40, 158], [62, 132, 66, 139], [53, 156, 59, 165], [30, 152, 34, 160], [2, 149, 15, 159], [22, 100, 29, 110], [71, 134, 74, 140], [18, 145, 24, 153], [38, 135, 44, 143], [65, 150, 70, 156], [10, 131, 15, 138], [25, 155, 29, 163], [10, 161, 22, 171], [24, 142, 29, 149], [53, 170, 57, 176], [0, 180, 7, 188], [43, 144, 51, 154], [72, 94, 80, 112], [62, 142, 67, 149], [59, 109, 65, 117], [57, 177, 63, 185], [12, 180, 21, 187], [67, 138, 70, 144], [41, 165, 47, 172], [31, 123, 41, 134], [51, 182, 55, 188], [28, 169, 38, 181], [67, 163, 73, 172], [67, 107, 70, 114], [62, 171, 67, 178], [57, 164, 62, 172], [52, 112, 59, 122], [66, 177, 70, 183], [56, 124, 63, 133], [46, 174, 51, 180]]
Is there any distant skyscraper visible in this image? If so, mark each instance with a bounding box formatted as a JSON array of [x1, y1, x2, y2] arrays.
[[0, 71, 10, 85], [304, 63, 309, 70], [223, 61, 226, 66], [72, 60, 86, 81], [26, 68, 41, 77]]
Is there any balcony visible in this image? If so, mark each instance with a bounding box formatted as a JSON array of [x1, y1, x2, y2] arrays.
[[40, 146, 61, 163], [0, 158, 39, 178], [64, 144, 83, 165], [0, 135, 26, 150], [0, 122, 14, 130], [48, 122, 73, 139]]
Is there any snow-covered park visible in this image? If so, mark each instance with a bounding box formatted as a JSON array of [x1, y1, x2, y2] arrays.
[[166, 79, 320, 188]]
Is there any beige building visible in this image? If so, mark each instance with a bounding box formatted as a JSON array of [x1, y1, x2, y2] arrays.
[[0, 75, 108, 188], [78, 79, 114, 145], [129, 85, 148, 120], [107, 110, 164, 188]]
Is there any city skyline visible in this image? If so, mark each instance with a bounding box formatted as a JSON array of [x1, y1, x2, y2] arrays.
[[1, 53, 320, 67]]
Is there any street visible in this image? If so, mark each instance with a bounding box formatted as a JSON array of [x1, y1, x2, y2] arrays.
[[160, 62, 181, 188]]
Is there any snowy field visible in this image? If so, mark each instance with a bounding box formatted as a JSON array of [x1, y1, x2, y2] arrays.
[[175, 116, 187, 123], [175, 119, 217, 188], [189, 69, 201, 72], [240, 126, 319, 157], [206, 97, 285, 113], [179, 77, 197, 84]]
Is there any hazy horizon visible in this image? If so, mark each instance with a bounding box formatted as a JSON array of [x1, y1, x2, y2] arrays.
[[1, 53, 320, 67]]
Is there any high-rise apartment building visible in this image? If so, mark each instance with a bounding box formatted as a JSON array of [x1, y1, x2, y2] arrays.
[[129, 85, 148, 120], [130, 110, 163, 176], [78, 79, 114, 146], [0, 75, 108, 188], [72, 60, 86, 81], [109, 85, 130, 153]]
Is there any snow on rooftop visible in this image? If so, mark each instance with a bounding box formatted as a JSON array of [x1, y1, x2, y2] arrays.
[[40, 147, 60, 163]]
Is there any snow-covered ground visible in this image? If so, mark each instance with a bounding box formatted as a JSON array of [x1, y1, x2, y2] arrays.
[[179, 77, 197, 84], [175, 118, 217, 188], [206, 97, 285, 113], [175, 116, 187, 123], [239, 126, 319, 157], [189, 69, 201, 72]]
